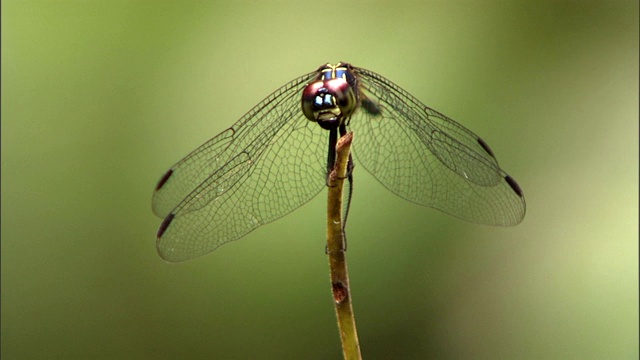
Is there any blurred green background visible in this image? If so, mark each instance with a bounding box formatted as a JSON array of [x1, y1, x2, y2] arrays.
[[2, 1, 637, 359]]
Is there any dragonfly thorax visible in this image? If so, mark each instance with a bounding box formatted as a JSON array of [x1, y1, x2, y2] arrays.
[[301, 65, 358, 130]]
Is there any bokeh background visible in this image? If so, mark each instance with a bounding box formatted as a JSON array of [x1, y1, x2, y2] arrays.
[[2, 1, 637, 359]]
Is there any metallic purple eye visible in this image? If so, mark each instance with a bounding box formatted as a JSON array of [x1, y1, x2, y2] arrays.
[[302, 72, 357, 130]]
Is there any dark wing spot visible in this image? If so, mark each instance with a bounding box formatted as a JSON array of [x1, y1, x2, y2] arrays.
[[477, 137, 495, 158], [157, 213, 175, 238], [504, 175, 523, 197], [361, 97, 382, 116], [155, 169, 174, 191]]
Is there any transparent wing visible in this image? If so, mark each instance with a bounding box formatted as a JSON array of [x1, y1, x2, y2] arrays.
[[349, 67, 526, 226], [152, 71, 329, 262]]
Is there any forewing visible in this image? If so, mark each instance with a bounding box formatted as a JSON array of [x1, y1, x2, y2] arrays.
[[350, 67, 525, 226], [152, 71, 328, 261]]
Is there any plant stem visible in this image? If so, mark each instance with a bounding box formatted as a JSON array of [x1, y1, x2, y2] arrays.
[[326, 132, 362, 360]]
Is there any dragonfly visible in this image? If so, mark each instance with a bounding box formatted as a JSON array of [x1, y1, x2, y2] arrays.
[[152, 62, 526, 262]]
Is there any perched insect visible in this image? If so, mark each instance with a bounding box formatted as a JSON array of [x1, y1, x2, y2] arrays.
[[152, 62, 526, 262]]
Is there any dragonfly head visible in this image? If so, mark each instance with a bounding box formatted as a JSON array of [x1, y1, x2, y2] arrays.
[[302, 64, 358, 130]]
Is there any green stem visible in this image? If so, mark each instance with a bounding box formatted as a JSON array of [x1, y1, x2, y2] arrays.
[[326, 132, 362, 360]]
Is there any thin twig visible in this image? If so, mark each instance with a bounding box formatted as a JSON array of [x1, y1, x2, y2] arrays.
[[326, 132, 362, 360]]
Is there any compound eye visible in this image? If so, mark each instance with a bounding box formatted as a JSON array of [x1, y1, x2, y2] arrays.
[[325, 78, 356, 114], [301, 82, 325, 121]]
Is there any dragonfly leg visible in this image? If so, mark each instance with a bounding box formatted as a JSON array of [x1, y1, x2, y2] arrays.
[[340, 124, 353, 252], [325, 127, 338, 188], [341, 171, 353, 252]]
